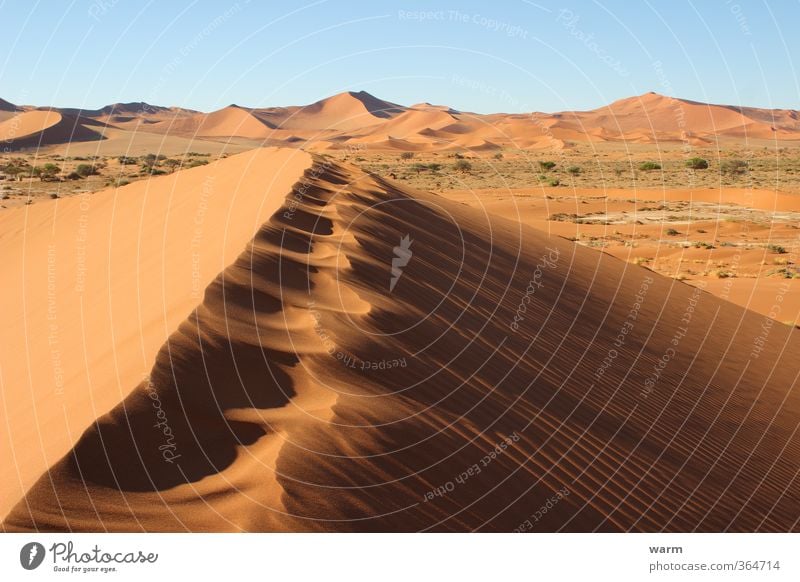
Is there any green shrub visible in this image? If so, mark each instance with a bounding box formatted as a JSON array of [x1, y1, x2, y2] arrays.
[[639, 161, 661, 171], [686, 157, 709, 170], [767, 244, 787, 254], [75, 164, 99, 177], [538, 161, 556, 171], [453, 159, 472, 172], [32, 163, 61, 181], [666, 228, 680, 236], [721, 159, 748, 175], [400, 152, 415, 160], [566, 166, 581, 176], [411, 163, 428, 174]]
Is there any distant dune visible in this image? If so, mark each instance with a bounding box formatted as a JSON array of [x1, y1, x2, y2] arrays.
[[0, 109, 105, 149], [4, 149, 799, 532], [2, 91, 799, 153]]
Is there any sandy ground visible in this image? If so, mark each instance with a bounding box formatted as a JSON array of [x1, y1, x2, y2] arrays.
[[3, 151, 799, 532], [440, 186, 800, 323]]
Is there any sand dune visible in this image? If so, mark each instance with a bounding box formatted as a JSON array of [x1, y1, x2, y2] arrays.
[[4, 91, 800, 151], [0, 97, 20, 111], [4, 150, 799, 532], [0, 148, 313, 520], [0, 110, 62, 141], [263, 91, 406, 132], [0, 109, 106, 150], [149, 105, 274, 140]]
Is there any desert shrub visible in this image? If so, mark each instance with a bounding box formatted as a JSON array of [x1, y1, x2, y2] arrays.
[[767, 244, 787, 254], [712, 269, 734, 279], [75, 164, 99, 177], [721, 159, 748, 175], [162, 159, 182, 172], [566, 166, 581, 176], [65, 171, 82, 180], [400, 152, 415, 160], [140, 153, 167, 170], [549, 213, 580, 222], [538, 161, 556, 171], [548, 179, 560, 187], [187, 159, 208, 168], [493, 152, 503, 160], [453, 159, 472, 172], [639, 161, 661, 171], [427, 163, 442, 172], [686, 157, 709, 170], [411, 163, 429, 174], [666, 228, 680, 236], [49, 192, 59, 199], [32, 163, 61, 181], [118, 156, 138, 165]]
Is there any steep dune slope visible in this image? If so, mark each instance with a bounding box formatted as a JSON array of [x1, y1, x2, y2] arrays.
[[0, 110, 106, 149], [263, 91, 406, 132], [148, 105, 275, 140], [0, 148, 313, 518], [4, 154, 800, 532]]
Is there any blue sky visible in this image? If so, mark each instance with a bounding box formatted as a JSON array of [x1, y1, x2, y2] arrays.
[[1, 0, 798, 113]]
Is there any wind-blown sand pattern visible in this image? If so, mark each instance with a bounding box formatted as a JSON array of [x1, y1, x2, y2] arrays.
[[3, 150, 799, 532]]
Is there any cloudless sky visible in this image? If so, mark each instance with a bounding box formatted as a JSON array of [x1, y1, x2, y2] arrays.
[[0, 0, 798, 113]]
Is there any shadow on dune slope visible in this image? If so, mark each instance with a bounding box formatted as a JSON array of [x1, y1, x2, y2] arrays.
[[5, 155, 800, 532]]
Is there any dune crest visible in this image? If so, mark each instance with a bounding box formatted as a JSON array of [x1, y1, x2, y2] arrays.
[[0, 148, 313, 519], [4, 151, 800, 532]]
